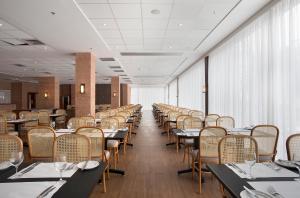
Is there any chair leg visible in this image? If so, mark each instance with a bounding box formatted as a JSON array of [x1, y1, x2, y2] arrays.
[[192, 157, 195, 180], [187, 146, 190, 166], [198, 160, 202, 193], [183, 146, 186, 163], [103, 171, 106, 193], [114, 147, 117, 168]]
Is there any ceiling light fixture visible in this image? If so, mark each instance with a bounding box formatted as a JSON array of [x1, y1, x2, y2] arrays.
[[151, 9, 160, 15], [169, 46, 172, 49], [0, 24, 2, 27], [103, 23, 107, 26], [50, 11, 56, 15], [178, 23, 183, 27]]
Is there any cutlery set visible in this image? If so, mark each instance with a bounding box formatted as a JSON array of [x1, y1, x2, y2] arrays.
[[13, 162, 40, 179]]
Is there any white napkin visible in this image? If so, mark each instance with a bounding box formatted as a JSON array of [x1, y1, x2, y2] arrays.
[[226, 163, 298, 178], [10, 163, 77, 179], [183, 129, 200, 132], [102, 129, 118, 133], [249, 181, 300, 198], [104, 133, 117, 138], [0, 181, 64, 198], [55, 129, 75, 133]]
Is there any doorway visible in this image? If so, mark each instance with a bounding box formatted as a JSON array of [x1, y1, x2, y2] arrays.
[[27, 92, 37, 110]]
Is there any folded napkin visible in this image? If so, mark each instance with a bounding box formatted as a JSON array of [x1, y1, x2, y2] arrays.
[[226, 163, 298, 178], [0, 181, 64, 198], [55, 129, 75, 133], [249, 181, 300, 198], [10, 163, 77, 179], [102, 129, 118, 133]]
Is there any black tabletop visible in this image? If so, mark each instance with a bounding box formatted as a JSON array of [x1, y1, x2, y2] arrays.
[[207, 164, 298, 198], [0, 161, 105, 198]]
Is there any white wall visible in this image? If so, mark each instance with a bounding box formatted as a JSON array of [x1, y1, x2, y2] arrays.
[[131, 86, 165, 110]]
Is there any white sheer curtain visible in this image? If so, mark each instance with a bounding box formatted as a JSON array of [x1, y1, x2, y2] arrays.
[[131, 86, 165, 110], [164, 86, 169, 104], [209, 0, 300, 159], [178, 59, 205, 111], [169, 80, 177, 106]]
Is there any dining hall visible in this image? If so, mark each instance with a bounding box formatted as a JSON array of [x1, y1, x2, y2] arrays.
[[0, 0, 300, 197]]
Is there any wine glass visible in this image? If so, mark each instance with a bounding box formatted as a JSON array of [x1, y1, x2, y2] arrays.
[[19, 114, 24, 120], [67, 122, 72, 130], [9, 152, 24, 174], [245, 152, 256, 179], [111, 122, 117, 132], [54, 154, 67, 182]]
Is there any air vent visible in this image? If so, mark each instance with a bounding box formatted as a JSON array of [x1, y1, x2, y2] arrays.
[[99, 57, 115, 61], [120, 52, 183, 56], [13, 64, 26, 68], [113, 70, 124, 72], [23, 39, 44, 45], [119, 74, 127, 76], [42, 72, 51, 75], [109, 66, 121, 69], [123, 78, 130, 80]]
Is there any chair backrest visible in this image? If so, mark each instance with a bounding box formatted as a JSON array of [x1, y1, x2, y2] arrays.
[[19, 111, 30, 119], [111, 116, 127, 128], [53, 134, 91, 162], [251, 125, 279, 161], [24, 112, 39, 127], [183, 117, 203, 130], [218, 135, 258, 164], [28, 127, 55, 158], [176, 115, 190, 129], [80, 116, 95, 127], [0, 134, 23, 161], [189, 110, 204, 120], [3, 112, 16, 121], [216, 116, 235, 130], [0, 116, 7, 134], [76, 127, 105, 160], [199, 127, 227, 158], [55, 109, 66, 122], [286, 133, 300, 160], [67, 117, 86, 129], [205, 114, 220, 126], [117, 111, 131, 119], [168, 111, 181, 121], [95, 111, 110, 119], [38, 111, 50, 126], [100, 117, 119, 129]]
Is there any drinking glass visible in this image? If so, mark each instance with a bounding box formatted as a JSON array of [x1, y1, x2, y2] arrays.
[[67, 122, 72, 129], [9, 152, 24, 174], [54, 155, 67, 182], [20, 114, 24, 120], [245, 152, 256, 179], [111, 123, 117, 132]]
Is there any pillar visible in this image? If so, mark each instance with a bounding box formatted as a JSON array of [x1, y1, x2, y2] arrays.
[[111, 76, 120, 108], [75, 52, 96, 116]]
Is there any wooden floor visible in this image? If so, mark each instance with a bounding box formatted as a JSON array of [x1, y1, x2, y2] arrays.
[[90, 111, 222, 198]]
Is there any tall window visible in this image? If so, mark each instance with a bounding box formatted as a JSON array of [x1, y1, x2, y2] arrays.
[[209, 0, 300, 158], [131, 86, 165, 110], [169, 80, 177, 106]]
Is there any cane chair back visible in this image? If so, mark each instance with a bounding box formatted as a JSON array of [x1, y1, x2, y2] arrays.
[[286, 133, 300, 160], [80, 116, 96, 127], [0, 117, 7, 134], [19, 111, 29, 119], [218, 135, 258, 164], [184, 117, 203, 130], [76, 127, 105, 160], [38, 111, 50, 126], [55, 109, 66, 124], [53, 134, 91, 162], [100, 117, 119, 129], [168, 111, 181, 122], [3, 112, 16, 132], [251, 125, 279, 161], [28, 127, 55, 159], [176, 115, 190, 130], [117, 111, 131, 119], [216, 116, 235, 130], [67, 117, 86, 130], [0, 134, 23, 161], [111, 116, 127, 128], [109, 109, 118, 117], [204, 114, 220, 126], [95, 111, 110, 119], [189, 110, 204, 120], [23, 112, 39, 129]]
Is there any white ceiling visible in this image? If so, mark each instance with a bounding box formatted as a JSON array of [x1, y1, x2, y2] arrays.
[[0, 0, 271, 85]]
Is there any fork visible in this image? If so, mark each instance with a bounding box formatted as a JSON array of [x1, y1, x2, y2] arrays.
[[267, 186, 284, 198]]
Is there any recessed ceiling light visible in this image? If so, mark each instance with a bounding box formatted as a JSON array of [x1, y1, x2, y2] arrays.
[[50, 11, 56, 15], [169, 46, 172, 49], [0, 24, 2, 27], [151, 9, 160, 15], [178, 23, 183, 27], [103, 23, 107, 26]]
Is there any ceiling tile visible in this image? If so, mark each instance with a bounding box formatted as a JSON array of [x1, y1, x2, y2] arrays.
[[143, 19, 168, 30], [117, 19, 142, 29], [4, 30, 34, 39], [0, 32, 12, 39], [126, 45, 143, 50], [121, 30, 143, 38], [80, 4, 114, 18], [102, 38, 125, 45], [141, 0, 173, 4], [0, 19, 17, 30], [90, 19, 118, 29], [109, 0, 140, 3], [171, 2, 205, 19], [98, 30, 122, 38], [142, 4, 172, 18], [76, 0, 107, 3], [124, 37, 143, 45], [143, 30, 165, 38], [111, 4, 141, 18]]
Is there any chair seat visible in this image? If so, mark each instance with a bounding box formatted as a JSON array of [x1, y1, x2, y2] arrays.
[[184, 138, 194, 145], [107, 140, 119, 148]]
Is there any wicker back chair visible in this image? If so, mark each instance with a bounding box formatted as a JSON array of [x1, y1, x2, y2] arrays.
[[218, 135, 258, 164], [0, 116, 7, 134], [204, 114, 220, 126], [3, 112, 16, 132], [176, 115, 190, 130], [28, 127, 56, 160], [80, 116, 96, 127], [19, 111, 29, 119], [111, 116, 127, 128], [193, 126, 227, 193], [95, 111, 110, 120], [100, 117, 119, 129], [53, 134, 91, 163], [117, 111, 131, 119], [251, 125, 279, 161], [23, 112, 39, 129], [216, 116, 235, 130], [286, 133, 300, 160], [0, 134, 23, 161], [168, 111, 181, 122], [67, 117, 86, 130], [189, 110, 204, 120], [55, 109, 66, 127], [38, 111, 50, 126], [183, 117, 203, 130], [76, 127, 105, 160]]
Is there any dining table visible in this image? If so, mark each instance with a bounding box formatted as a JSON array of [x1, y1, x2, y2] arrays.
[[0, 161, 105, 198], [7, 119, 38, 132]]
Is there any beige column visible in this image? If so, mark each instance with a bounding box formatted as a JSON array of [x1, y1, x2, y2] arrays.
[[111, 76, 120, 108], [121, 84, 131, 105], [75, 53, 96, 116]]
